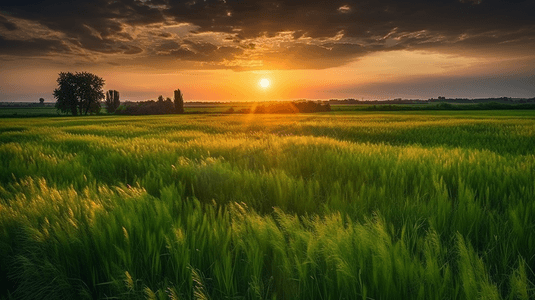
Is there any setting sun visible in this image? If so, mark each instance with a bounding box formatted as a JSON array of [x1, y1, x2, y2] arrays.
[[259, 78, 270, 89]]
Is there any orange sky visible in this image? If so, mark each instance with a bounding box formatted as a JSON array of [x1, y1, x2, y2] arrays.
[[1, 0, 534, 101], [2, 49, 532, 102]]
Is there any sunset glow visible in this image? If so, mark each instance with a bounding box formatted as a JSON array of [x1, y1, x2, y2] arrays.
[[0, 1, 533, 101], [259, 79, 270, 89], [1, 2, 534, 298]]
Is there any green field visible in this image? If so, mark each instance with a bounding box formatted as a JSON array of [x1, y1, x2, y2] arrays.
[[1, 111, 534, 299], [0, 107, 63, 117], [0, 105, 247, 117]]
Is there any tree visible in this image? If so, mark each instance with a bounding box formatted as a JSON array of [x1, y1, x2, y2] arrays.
[[53, 72, 105, 116], [174, 89, 184, 114], [39, 98, 45, 105], [105, 90, 120, 114], [54, 72, 78, 115], [89, 101, 102, 114]]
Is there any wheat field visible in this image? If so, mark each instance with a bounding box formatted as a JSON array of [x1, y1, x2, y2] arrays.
[[1, 111, 534, 299]]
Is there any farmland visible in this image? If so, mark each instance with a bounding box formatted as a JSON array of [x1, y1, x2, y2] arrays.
[[1, 111, 534, 299]]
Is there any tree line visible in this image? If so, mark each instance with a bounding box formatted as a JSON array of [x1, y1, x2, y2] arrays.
[[364, 102, 535, 111], [52, 72, 331, 116], [53, 72, 185, 115], [115, 90, 184, 115], [245, 101, 331, 113]]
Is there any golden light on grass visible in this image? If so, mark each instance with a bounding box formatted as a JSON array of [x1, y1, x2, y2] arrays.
[[259, 78, 270, 89], [1, 113, 534, 299]]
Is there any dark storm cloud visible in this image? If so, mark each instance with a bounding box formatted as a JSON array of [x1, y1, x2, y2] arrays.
[[0, 15, 18, 31], [0, 35, 69, 56], [0, 0, 165, 55], [120, 45, 143, 55], [257, 43, 368, 69], [0, 0, 533, 69], [162, 0, 534, 38], [163, 40, 244, 62]]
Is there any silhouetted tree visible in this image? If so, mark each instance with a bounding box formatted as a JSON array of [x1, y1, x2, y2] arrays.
[[54, 73, 78, 115], [53, 72, 105, 115], [116, 99, 174, 115], [105, 90, 120, 113], [158, 95, 164, 103], [174, 89, 184, 114], [89, 101, 101, 114], [39, 98, 44, 105], [75, 72, 104, 115]]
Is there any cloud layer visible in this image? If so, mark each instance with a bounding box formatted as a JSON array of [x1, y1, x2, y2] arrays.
[[1, 0, 534, 70]]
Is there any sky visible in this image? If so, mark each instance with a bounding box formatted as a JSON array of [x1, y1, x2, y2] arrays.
[[0, 0, 534, 102]]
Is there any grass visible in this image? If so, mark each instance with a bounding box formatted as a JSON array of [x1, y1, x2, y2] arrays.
[[0, 107, 63, 118], [1, 111, 534, 299]]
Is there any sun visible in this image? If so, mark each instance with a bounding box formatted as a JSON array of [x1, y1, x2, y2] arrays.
[[259, 78, 270, 89]]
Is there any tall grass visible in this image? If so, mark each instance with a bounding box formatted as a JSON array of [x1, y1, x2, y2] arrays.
[[1, 112, 534, 299]]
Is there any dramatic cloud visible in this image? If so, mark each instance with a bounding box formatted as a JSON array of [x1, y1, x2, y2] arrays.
[[0, 35, 70, 56], [1, 0, 533, 70], [0, 15, 18, 31]]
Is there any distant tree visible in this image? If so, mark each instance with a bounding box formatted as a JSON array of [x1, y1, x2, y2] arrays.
[[39, 98, 45, 105], [53, 72, 105, 115], [250, 101, 331, 114], [105, 90, 120, 113], [174, 89, 184, 114], [163, 97, 174, 114], [116, 99, 174, 115], [158, 95, 164, 103]]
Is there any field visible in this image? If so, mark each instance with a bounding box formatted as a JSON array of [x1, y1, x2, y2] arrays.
[[0, 104, 255, 117], [1, 111, 534, 299], [0, 107, 62, 118]]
